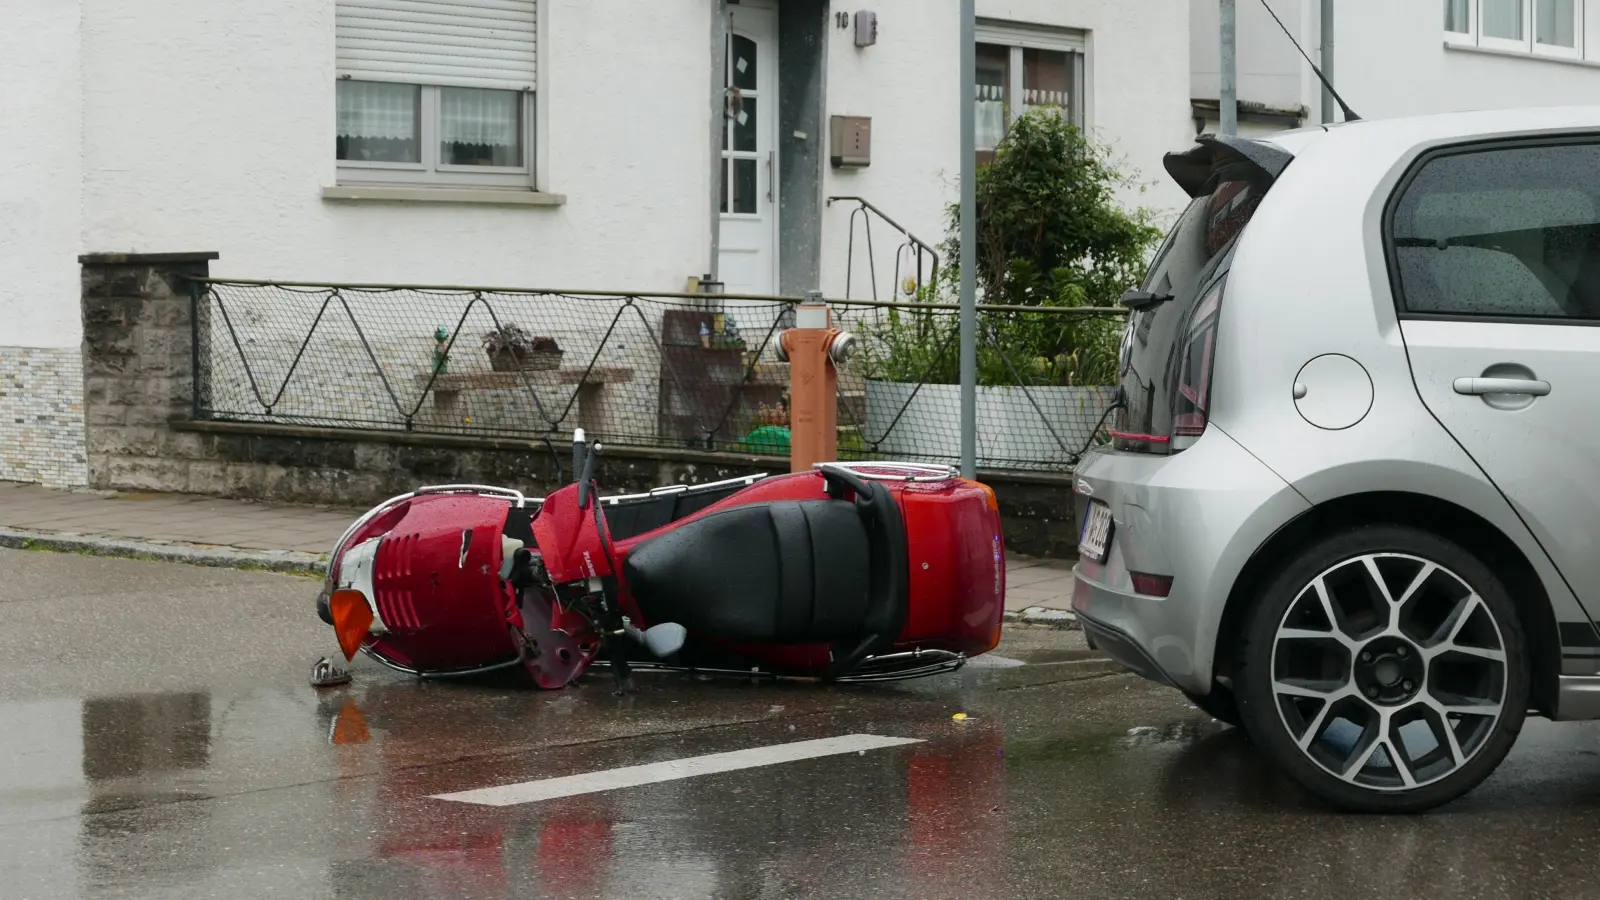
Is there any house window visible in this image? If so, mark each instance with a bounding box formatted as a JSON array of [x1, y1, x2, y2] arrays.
[[1445, 0, 1582, 59], [973, 22, 1085, 164], [335, 0, 537, 188]]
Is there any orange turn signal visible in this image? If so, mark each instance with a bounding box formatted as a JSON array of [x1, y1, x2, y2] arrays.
[[960, 478, 1001, 514], [329, 589, 375, 662]]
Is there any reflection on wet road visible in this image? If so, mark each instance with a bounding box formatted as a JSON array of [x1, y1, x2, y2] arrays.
[[5, 549, 1600, 899]]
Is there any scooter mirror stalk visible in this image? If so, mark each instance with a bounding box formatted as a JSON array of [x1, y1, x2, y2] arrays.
[[570, 428, 586, 488]]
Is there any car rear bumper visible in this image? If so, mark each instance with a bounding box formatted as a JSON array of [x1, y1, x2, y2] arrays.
[[1070, 427, 1311, 695]]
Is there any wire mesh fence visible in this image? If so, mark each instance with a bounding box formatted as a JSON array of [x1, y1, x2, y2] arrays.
[[190, 279, 1127, 472]]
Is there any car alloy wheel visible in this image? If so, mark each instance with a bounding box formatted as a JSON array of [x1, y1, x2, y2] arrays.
[[1237, 526, 1528, 812]]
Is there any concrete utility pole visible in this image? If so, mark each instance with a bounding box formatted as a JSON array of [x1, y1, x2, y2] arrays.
[[1320, 0, 1336, 124], [958, 0, 977, 478], [1220, 0, 1237, 136]]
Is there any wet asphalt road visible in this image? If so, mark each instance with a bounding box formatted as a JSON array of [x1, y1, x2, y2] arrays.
[[6, 550, 1600, 899]]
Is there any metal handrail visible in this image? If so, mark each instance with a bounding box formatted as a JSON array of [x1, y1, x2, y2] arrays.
[[827, 195, 942, 302]]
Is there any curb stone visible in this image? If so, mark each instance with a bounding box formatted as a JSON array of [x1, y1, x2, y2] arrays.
[[1003, 606, 1079, 629], [0, 528, 328, 577]]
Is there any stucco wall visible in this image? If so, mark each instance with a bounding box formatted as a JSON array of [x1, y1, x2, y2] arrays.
[[1332, 0, 1600, 119], [78, 0, 716, 293], [1191, 0, 1313, 112], [1192, 0, 1600, 126], [1, 0, 82, 350]]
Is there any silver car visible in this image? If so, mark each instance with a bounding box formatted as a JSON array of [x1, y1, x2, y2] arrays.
[[1073, 106, 1600, 813]]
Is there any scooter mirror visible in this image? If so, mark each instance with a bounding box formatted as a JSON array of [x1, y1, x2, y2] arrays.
[[641, 623, 687, 658]]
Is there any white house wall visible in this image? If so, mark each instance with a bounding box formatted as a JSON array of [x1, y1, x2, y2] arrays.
[[1190, 0, 1313, 113], [820, 0, 1194, 303], [79, 0, 716, 290], [1330, 0, 1600, 118], [1192, 0, 1600, 127], [0, 0, 86, 485]]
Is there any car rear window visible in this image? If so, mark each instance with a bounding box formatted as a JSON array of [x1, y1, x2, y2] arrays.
[[1113, 172, 1269, 453]]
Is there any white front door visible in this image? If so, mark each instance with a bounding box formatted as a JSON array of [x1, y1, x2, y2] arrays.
[[717, 2, 779, 295]]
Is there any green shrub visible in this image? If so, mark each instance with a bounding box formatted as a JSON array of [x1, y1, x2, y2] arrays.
[[858, 110, 1159, 388]]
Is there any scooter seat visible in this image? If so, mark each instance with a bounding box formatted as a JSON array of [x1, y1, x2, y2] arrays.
[[623, 499, 891, 644]]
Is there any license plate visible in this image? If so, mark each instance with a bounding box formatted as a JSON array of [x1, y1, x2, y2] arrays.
[[1079, 501, 1113, 564]]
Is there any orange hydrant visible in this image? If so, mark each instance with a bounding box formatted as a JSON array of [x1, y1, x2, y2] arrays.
[[778, 295, 856, 474]]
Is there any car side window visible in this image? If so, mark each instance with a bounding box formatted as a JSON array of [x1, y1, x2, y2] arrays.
[[1390, 141, 1600, 320]]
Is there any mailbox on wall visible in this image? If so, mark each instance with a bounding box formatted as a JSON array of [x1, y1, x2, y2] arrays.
[[830, 115, 871, 168]]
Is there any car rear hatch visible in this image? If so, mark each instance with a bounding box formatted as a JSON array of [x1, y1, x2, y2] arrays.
[[1110, 134, 1294, 455]]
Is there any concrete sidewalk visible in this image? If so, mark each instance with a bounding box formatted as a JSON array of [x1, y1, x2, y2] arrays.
[[0, 481, 1076, 619]]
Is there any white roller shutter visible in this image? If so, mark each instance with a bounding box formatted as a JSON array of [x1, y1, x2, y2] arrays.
[[337, 0, 537, 91]]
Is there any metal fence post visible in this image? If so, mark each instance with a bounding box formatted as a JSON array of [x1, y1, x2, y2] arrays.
[[958, 0, 977, 479], [1220, 0, 1237, 136]]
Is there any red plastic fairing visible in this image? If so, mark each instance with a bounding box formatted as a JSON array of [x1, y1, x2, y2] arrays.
[[532, 483, 615, 585], [897, 478, 1005, 654], [359, 493, 520, 671]]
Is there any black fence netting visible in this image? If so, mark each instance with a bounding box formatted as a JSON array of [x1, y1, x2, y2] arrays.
[[192, 280, 1126, 472]]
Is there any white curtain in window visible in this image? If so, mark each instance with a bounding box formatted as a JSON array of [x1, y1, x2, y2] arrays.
[[440, 88, 519, 147], [1445, 0, 1471, 32], [1537, 0, 1575, 46], [337, 80, 416, 139], [1482, 0, 1524, 39], [975, 84, 1007, 150]]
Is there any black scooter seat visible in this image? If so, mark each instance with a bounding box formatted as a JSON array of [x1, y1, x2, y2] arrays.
[[623, 500, 878, 644]]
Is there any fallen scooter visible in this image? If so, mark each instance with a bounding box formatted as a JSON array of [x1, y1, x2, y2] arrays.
[[315, 430, 1007, 690]]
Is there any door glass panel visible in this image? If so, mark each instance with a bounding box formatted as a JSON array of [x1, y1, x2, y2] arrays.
[[732, 159, 758, 214], [1023, 48, 1072, 117], [1390, 143, 1600, 319], [733, 98, 758, 152], [730, 34, 758, 91]]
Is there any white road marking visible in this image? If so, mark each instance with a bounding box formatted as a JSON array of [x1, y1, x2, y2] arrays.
[[432, 734, 924, 807]]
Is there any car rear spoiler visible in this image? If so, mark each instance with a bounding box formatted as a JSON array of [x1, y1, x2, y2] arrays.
[[1162, 134, 1294, 199]]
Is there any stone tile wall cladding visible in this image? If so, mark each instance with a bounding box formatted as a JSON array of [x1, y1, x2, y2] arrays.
[[0, 346, 88, 486], [77, 253, 1081, 558]]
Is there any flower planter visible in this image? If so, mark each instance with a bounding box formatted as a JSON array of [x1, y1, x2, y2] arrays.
[[487, 348, 564, 372], [863, 380, 1118, 470]]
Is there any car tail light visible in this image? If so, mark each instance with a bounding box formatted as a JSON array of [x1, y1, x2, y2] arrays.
[[1129, 572, 1174, 597], [1171, 281, 1223, 451]]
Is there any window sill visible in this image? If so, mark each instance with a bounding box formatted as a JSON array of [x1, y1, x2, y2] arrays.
[[322, 185, 567, 207], [1443, 40, 1599, 68]]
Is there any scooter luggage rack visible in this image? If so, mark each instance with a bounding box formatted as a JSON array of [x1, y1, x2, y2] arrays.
[[593, 648, 966, 684], [326, 484, 537, 571], [814, 462, 960, 483], [600, 473, 769, 506]]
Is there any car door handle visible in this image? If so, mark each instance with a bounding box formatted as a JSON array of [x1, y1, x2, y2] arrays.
[[1452, 377, 1551, 397]]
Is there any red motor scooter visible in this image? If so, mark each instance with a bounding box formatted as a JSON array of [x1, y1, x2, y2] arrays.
[[317, 431, 1006, 689]]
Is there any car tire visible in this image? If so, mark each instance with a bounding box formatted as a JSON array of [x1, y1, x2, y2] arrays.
[[1184, 684, 1243, 729], [1235, 524, 1529, 813]]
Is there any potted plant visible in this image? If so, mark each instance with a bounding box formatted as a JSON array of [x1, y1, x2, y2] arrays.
[[482, 323, 563, 372]]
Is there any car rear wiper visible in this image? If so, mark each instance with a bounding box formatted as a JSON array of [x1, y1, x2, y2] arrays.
[[1119, 289, 1174, 310]]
